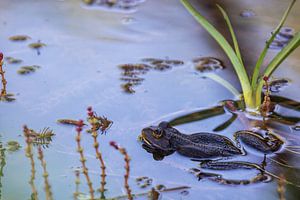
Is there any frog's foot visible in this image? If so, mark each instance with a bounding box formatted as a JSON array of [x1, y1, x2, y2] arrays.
[[234, 130, 284, 154], [141, 143, 175, 161]]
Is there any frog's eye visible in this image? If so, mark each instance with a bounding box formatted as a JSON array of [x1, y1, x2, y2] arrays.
[[152, 130, 163, 139]]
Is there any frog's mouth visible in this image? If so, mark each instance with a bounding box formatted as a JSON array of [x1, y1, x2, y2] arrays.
[[138, 131, 152, 147]]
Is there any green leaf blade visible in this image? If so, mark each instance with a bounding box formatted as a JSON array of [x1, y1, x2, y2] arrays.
[[181, 0, 251, 96], [251, 0, 296, 89], [216, 4, 243, 65]]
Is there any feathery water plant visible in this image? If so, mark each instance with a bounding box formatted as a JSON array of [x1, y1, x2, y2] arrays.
[[37, 146, 53, 200], [110, 141, 133, 200], [87, 107, 107, 199], [75, 120, 95, 200], [181, 0, 300, 111]]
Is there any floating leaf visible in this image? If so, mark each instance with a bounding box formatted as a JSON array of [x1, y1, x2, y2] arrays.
[[9, 35, 31, 41], [5, 57, 22, 64], [6, 141, 21, 152], [17, 65, 41, 75]]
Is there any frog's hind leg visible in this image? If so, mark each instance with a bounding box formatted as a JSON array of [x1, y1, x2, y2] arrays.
[[177, 145, 217, 158]]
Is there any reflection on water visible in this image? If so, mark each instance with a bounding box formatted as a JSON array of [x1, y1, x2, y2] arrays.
[[269, 27, 295, 50], [0, 140, 5, 200], [81, 0, 146, 13], [119, 58, 184, 93], [193, 57, 225, 73]]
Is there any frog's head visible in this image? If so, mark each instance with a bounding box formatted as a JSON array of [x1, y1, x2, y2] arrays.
[[139, 121, 175, 160]]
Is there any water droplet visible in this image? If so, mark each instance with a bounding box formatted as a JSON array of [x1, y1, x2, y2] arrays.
[[240, 9, 256, 18]]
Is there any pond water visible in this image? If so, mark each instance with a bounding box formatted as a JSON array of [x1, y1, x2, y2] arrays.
[[0, 0, 300, 199]]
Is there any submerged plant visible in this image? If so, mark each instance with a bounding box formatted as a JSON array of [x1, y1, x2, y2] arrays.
[[23, 125, 39, 200], [17, 65, 41, 75], [0, 140, 6, 200], [0, 52, 15, 102], [110, 141, 133, 200], [181, 0, 299, 111], [37, 146, 53, 200], [75, 120, 95, 200], [27, 127, 55, 148], [87, 107, 107, 199]]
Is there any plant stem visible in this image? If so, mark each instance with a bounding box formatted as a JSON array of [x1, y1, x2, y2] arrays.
[[204, 73, 240, 97], [0, 53, 7, 97], [87, 107, 106, 199], [37, 146, 53, 200], [74, 169, 81, 200], [110, 142, 133, 200], [75, 121, 95, 200], [216, 4, 243, 65]]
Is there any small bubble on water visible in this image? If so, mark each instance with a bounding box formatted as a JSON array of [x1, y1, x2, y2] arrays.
[[240, 9, 256, 18]]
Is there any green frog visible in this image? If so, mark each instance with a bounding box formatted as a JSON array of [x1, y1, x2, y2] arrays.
[[139, 122, 283, 161]]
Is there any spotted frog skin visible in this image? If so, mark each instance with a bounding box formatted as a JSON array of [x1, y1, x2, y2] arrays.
[[139, 122, 283, 161]]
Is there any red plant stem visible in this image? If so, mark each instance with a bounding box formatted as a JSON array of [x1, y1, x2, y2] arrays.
[[122, 148, 132, 200], [0, 53, 7, 97], [75, 121, 95, 200], [87, 107, 106, 198], [110, 142, 133, 200]]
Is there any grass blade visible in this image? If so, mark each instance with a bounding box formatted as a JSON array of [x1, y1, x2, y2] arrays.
[[216, 4, 243, 65], [263, 31, 300, 79], [204, 73, 240, 97], [254, 31, 300, 106], [251, 0, 296, 89], [181, 0, 251, 100]]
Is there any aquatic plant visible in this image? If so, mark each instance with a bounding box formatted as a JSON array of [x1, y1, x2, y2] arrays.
[[23, 125, 39, 200], [86, 107, 107, 199], [17, 65, 41, 75], [26, 127, 55, 148], [6, 141, 21, 152], [75, 120, 95, 200], [0, 141, 6, 200], [181, 0, 300, 111], [74, 169, 81, 200], [9, 35, 31, 41], [0, 53, 7, 98], [29, 40, 46, 55], [37, 146, 53, 200], [110, 141, 133, 200], [260, 76, 272, 118], [5, 56, 23, 64], [0, 52, 15, 102]]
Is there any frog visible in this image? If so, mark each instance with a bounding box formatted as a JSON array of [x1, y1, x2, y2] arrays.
[[139, 122, 284, 185], [139, 121, 283, 161]]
